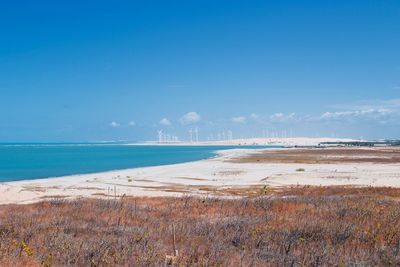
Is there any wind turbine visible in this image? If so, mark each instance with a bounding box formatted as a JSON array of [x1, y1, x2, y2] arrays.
[[194, 127, 199, 142], [157, 130, 163, 143], [188, 128, 193, 142], [227, 130, 233, 140]]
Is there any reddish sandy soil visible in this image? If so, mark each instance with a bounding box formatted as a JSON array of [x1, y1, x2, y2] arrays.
[[232, 147, 400, 164]]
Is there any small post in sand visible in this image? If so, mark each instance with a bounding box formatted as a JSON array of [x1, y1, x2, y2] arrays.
[[134, 199, 137, 217], [172, 223, 178, 257], [165, 223, 178, 265]]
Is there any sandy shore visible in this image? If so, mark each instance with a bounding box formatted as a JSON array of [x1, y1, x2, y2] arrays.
[[1, 146, 400, 204]]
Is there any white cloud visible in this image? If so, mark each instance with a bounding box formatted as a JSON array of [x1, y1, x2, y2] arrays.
[[159, 118, 171, 126], [318, 108, 396, 123], [269, 112, 295, 122], [330, 98, 400, 111], [109, 121, 120, 127], [128, 121, 136, 126], [250, 113, 259, 119], [232, 116, 247, 123], [318, 98, 400, 125], [180, 112, 201, 125], [320, 111, 353, 120]]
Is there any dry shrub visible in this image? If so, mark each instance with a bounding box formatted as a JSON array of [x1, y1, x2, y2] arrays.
[[0, 186, 400, 266]]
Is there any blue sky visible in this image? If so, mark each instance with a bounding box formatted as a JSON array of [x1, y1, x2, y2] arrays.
[[0, 0, 399, 142]]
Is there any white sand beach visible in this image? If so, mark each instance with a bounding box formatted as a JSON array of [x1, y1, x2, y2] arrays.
[[1, 146, 400, 205]]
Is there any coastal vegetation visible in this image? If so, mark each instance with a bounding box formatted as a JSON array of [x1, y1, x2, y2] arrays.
[[0, 186, 400, 266]]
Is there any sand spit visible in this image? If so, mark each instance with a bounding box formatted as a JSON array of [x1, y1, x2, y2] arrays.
[[233, 147, 400, 164], [1, 147, 400, 204]]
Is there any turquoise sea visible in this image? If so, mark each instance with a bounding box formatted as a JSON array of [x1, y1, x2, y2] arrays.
[[0, 143, 277, 182]]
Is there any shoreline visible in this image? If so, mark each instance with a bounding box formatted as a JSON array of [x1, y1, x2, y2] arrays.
[[1, 146, 400, 205], [0, 148, 256, 204]]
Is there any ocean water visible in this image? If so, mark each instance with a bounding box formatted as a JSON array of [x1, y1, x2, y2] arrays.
[[0, 143, 275, 182]]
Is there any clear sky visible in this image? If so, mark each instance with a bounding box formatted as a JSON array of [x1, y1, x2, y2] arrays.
[[1, 0, 399, 142]]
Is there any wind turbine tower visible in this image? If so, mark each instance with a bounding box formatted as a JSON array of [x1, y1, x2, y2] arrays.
[[188, 128, 193, 142], [157, 130, 163, 143], [227, 130, 233, 140], [194, 127, 199, 142]]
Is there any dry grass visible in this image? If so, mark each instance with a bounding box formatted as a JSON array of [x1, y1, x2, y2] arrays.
[[233, 147, 400, 164], [1, 186, 400, 266]]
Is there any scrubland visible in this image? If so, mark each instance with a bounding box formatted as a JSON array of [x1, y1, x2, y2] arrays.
[[1, 186, 400, 266]]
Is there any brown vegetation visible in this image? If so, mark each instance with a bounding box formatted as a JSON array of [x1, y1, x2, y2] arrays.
[[233, 147, 400, 164], [1, 186, 400, 266]]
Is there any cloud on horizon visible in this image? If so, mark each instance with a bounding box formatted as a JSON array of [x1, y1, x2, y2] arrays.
[[314, 98, 400, 125], [180, 112, 201, 125], [109, 121, 120, 128], [105, 98, 399, 140], [269, 113, 296, 123], [159, 118, 172, 126], [250, 113, 259, 119], [232, 116, 247, 123]]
